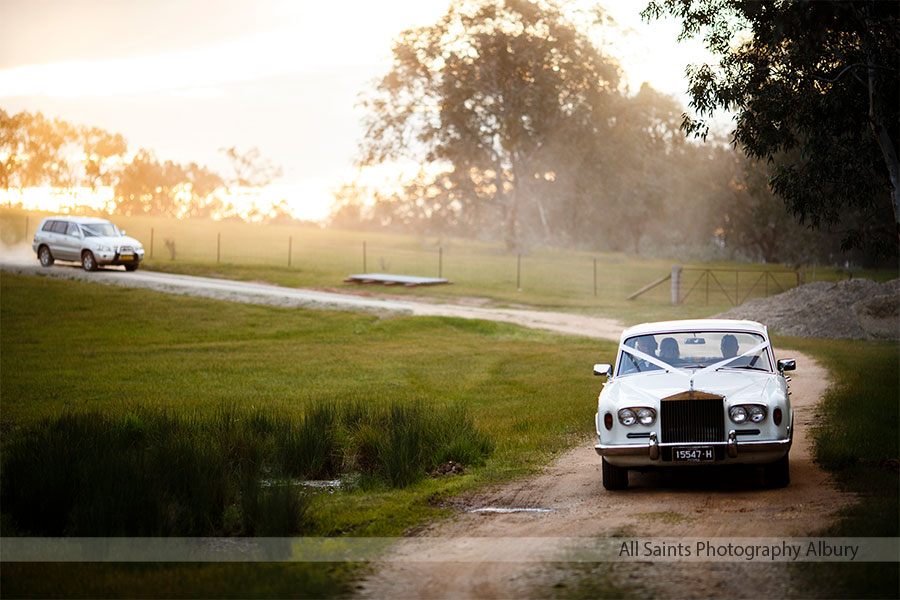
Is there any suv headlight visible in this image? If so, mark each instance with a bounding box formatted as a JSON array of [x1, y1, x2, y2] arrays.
[[96, 244, 113, 252]]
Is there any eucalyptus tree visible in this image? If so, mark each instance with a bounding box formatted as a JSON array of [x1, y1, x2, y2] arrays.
[[357, 0, 620, 249], [219, 146, 283, 190], [81, 126, 127, 192], [643, 0, 900, 257]]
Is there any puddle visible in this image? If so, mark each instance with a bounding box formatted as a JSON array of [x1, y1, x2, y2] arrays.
[[467, 507, 553, 514], [302, 480, 343, 489], [260, 479, 342, 491]]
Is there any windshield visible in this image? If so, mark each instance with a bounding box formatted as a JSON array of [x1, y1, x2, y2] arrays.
[[81, 222, 120, 237], [617, 331, 771, 375]]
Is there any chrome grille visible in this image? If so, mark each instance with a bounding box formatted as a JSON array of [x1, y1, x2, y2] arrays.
[[660, 398, 724, 443]]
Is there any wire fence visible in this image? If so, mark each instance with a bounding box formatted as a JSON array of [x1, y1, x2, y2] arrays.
[[4, 210, 820, 307]]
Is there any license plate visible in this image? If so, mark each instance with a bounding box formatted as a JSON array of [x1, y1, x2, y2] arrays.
[[673, 446, 715, 462], [120, 254, 133, 261]]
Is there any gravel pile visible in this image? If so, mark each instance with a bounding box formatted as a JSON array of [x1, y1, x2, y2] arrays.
[[715, 278, 899, 339]]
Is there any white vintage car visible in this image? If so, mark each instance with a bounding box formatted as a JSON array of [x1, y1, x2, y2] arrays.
[[593, 319, 795, 490]]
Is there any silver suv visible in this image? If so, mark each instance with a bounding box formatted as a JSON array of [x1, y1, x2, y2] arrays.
[[33, 216, 145, 271]]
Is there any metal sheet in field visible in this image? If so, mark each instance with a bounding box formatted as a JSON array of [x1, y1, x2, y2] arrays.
[[343, 273, 451, 287]]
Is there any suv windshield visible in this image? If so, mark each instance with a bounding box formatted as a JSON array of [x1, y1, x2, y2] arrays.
[[618, 331, 770, 375], [81, 222, 119, 237]]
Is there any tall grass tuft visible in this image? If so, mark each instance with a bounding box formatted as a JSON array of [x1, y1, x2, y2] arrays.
[[345, 401, 494, 488], [1, 401, 491, 535], [274, 403, 339, 479]]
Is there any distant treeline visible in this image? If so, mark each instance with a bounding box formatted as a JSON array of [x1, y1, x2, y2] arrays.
[[2, 103, 893, 266], [0, 109, 288, 223]]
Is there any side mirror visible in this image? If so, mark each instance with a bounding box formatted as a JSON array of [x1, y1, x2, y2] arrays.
[[593, 363, 612, 377], [777, 359, 796, 373]]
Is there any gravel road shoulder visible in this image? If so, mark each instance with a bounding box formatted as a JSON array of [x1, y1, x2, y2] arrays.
[[0, 262, 624, 340]]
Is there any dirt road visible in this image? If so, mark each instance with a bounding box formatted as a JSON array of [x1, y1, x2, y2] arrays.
[[1, 261, 851, 597], [354, 347, 850, 599]]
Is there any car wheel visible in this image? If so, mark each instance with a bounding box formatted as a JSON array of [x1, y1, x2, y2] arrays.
[[124, 263, 139, 272], [602, 458, 629, 490], [763, 453, 790, 488], [81, 250, 98, 272], [38, 245, 54, 267]]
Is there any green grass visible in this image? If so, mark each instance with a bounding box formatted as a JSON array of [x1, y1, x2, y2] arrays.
[[5, 207, 894, 325], [772, 336, 899, 599], [2, 211, 897, 597], [0, 272, 612, 597], [1, 402, 493, 537]]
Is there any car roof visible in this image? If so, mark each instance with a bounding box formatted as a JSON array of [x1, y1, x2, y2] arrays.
[[620, 319, 768, 340], [41, 216, 113, 225]]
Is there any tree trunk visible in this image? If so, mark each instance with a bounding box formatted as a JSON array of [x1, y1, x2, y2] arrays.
[[868, 87, 900, 243], [863, 3, 900, 243]]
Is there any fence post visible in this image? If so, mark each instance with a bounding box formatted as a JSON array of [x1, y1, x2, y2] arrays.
[[217, 232, 221, 264], [438, 246, 443, 278], [705, 271, 710, 305], [288, 235, 292, 267], [670, 265, 683, 305], [516, 254, 521, 290], [150, 228, 154, 259]]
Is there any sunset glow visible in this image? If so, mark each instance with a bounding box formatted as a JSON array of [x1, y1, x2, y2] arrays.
[[1, 0, 715, 223]]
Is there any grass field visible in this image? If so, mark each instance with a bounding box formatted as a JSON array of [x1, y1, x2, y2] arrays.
[[3, 207, 893, 326], [0, 272, 611, 597], [2, 207, 898, 598]]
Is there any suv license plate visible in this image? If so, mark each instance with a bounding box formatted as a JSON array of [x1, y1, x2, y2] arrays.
[[673, 446, 715, 462], [120, 254, 133, 261]]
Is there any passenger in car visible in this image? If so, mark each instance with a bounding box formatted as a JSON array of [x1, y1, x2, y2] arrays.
[[659, 337, 679, 363], [721, 334, 739, 359]]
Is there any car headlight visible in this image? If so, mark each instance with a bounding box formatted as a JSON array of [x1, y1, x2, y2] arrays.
[[618, 408, 637, 426], [637, 408, 656, 426], [97, 245, 112, 252], [748, 405, 767, 423], [729, 406, 748, 424]]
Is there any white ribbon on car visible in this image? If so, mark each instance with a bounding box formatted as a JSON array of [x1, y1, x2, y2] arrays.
[[618, 340, 771, 385]]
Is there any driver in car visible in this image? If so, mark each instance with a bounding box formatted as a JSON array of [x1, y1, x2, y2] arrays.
[[634, 336, 659, 371]]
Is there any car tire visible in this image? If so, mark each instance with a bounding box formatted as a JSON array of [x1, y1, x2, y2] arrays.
[[763, 453, 790, 488], [81, 250, 98, 272], [602, 458, 629, 490], [124, 263, 139, 272], [38, 245, 54, 267]]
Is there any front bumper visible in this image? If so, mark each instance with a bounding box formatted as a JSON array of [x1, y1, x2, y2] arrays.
[[596, 430, 792, 466], [95, 250, 145, 265]]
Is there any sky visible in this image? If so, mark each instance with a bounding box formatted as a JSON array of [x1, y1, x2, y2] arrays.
[[0, 0, 715, 221]]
